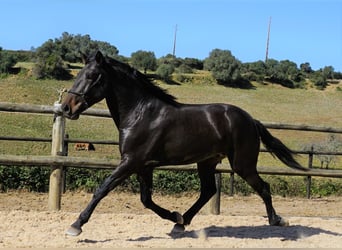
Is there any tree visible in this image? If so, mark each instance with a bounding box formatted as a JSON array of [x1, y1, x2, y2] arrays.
[[242, 60, 267, 82], [35, 39, 57, 60], [33, 32, 119, 79], [131, 50, 157, 73], [300, 62, 313, 73], [313, 75, 328, 90], [203, 49, 242, 84], [183, 57, 203, 70], [308, 66, 335, 90], [158, 54, 182, 68], [0, 47, 17, 74], [244, 60, 267, 75], [33, 54, 72, 80], [264, 59, 302, 88], [278, 60, 301, 83], [333, 71, 342, 79], [322, 66, 334, 79], [156, 64, 174, 81], [56, 32, 119, 62], [176, 63, 193, 74], [35, 32, 119, 64]]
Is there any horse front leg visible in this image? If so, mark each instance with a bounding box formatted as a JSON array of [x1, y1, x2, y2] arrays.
[[66, 156, 136, 236], [138, 168, 184, 225]]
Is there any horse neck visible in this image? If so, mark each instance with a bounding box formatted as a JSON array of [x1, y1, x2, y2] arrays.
[[105, 95, 120, 128], [105, 74, 153, 128]]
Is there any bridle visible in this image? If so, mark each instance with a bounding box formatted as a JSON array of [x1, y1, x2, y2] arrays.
[[67, 74, 103, 108]]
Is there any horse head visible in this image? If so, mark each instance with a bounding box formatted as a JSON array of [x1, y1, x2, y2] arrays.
[[61, 51, 110, 119]]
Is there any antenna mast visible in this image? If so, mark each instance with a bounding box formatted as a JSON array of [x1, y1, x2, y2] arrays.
[[172, 24, 177, 57], [265, 17, 271, 62]]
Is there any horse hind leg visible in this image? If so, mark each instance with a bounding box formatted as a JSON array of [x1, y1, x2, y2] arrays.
[[171, 158, 218, 233], [244, 174, 288, 226], [231, 155, 288, 226]]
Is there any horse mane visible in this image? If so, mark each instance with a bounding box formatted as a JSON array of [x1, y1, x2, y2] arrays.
[[104, 56, 180, 107]]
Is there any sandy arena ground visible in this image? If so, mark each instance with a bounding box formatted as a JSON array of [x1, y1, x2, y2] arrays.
[[0, 191, 341, 248]]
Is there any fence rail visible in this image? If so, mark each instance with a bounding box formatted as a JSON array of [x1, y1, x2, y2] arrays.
[[0, 136, 118, 145], [1, 102, 342, 213], [1, 135, 341, 156], [0, 101, 111, 117], [1, 155, 342, 178], [2, 101, 342, 133]]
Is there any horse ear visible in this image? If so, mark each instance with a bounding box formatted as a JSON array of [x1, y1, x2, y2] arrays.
[[95, 51, 104, 64]]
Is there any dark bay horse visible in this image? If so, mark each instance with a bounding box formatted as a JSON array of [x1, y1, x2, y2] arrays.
[[61, 51, 307, 236]]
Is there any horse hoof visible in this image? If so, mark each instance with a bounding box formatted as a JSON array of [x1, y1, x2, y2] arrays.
[[66, 226, 82, 236], [172, 211, 184, 224], [271, 216, 290, 227], [171, 223, 185, 234], [279, 217, 290, 227]]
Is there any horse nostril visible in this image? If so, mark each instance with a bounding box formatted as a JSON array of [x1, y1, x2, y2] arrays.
[[62, 103, 70, 114]]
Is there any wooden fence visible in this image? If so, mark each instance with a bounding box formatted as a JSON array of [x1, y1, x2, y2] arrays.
[[1, 101, 342, 214]]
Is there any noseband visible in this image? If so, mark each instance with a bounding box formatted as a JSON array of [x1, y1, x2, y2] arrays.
[[67, 74, 103, 108]]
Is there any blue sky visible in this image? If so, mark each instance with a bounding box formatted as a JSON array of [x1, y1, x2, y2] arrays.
[[1, 0, 341, 71]]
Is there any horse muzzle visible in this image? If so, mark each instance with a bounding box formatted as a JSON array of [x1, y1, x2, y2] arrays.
[[61, 103, 80, 120], [61, 94, 88, 120]]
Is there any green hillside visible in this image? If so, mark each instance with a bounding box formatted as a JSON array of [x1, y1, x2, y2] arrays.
[[1, 72, 341, 167]]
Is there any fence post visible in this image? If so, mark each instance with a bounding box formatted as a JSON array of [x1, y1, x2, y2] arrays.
[[61, 133, 69, 193], [48, 97, 66, 210], [229, 172, 235, 196], [306, 146, 314, 199], [209, 172, 221, 215]]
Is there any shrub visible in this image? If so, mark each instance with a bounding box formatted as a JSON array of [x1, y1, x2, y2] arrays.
[[65, 168, 112, 192], [311, 178, 342, 197], [183, 57, 203, 70], [204, 49, 242, 84], [1, 166, 341, 197], [152, 170, 200, 194], [33, 54, 72, 80], [0, 166, 49, 192], [313, 76, 328, 90], [156, 64, 174, 81], [0, 49, 17, 74], [176, 64, 193, 74]]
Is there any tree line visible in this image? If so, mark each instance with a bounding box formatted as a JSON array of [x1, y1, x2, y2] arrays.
[[1, 32, 341, 89]]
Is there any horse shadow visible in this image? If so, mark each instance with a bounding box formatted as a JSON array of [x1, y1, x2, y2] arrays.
[[77, 224, 341, 244], [77, 238, 113, 244], [167, 224, 342, 241], [127, 224, 341, 242]]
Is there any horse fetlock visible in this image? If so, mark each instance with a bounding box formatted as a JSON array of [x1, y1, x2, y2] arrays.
[[172, 211, 184, 224]]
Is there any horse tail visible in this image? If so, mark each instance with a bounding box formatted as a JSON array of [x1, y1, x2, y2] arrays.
[[254, 119, 307, 171]]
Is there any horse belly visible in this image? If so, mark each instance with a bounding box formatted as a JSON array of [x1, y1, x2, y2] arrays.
[[160, 128, 227, 165]]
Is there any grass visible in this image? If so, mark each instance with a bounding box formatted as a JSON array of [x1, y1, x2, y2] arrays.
[[0, 72, 341, 169]]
